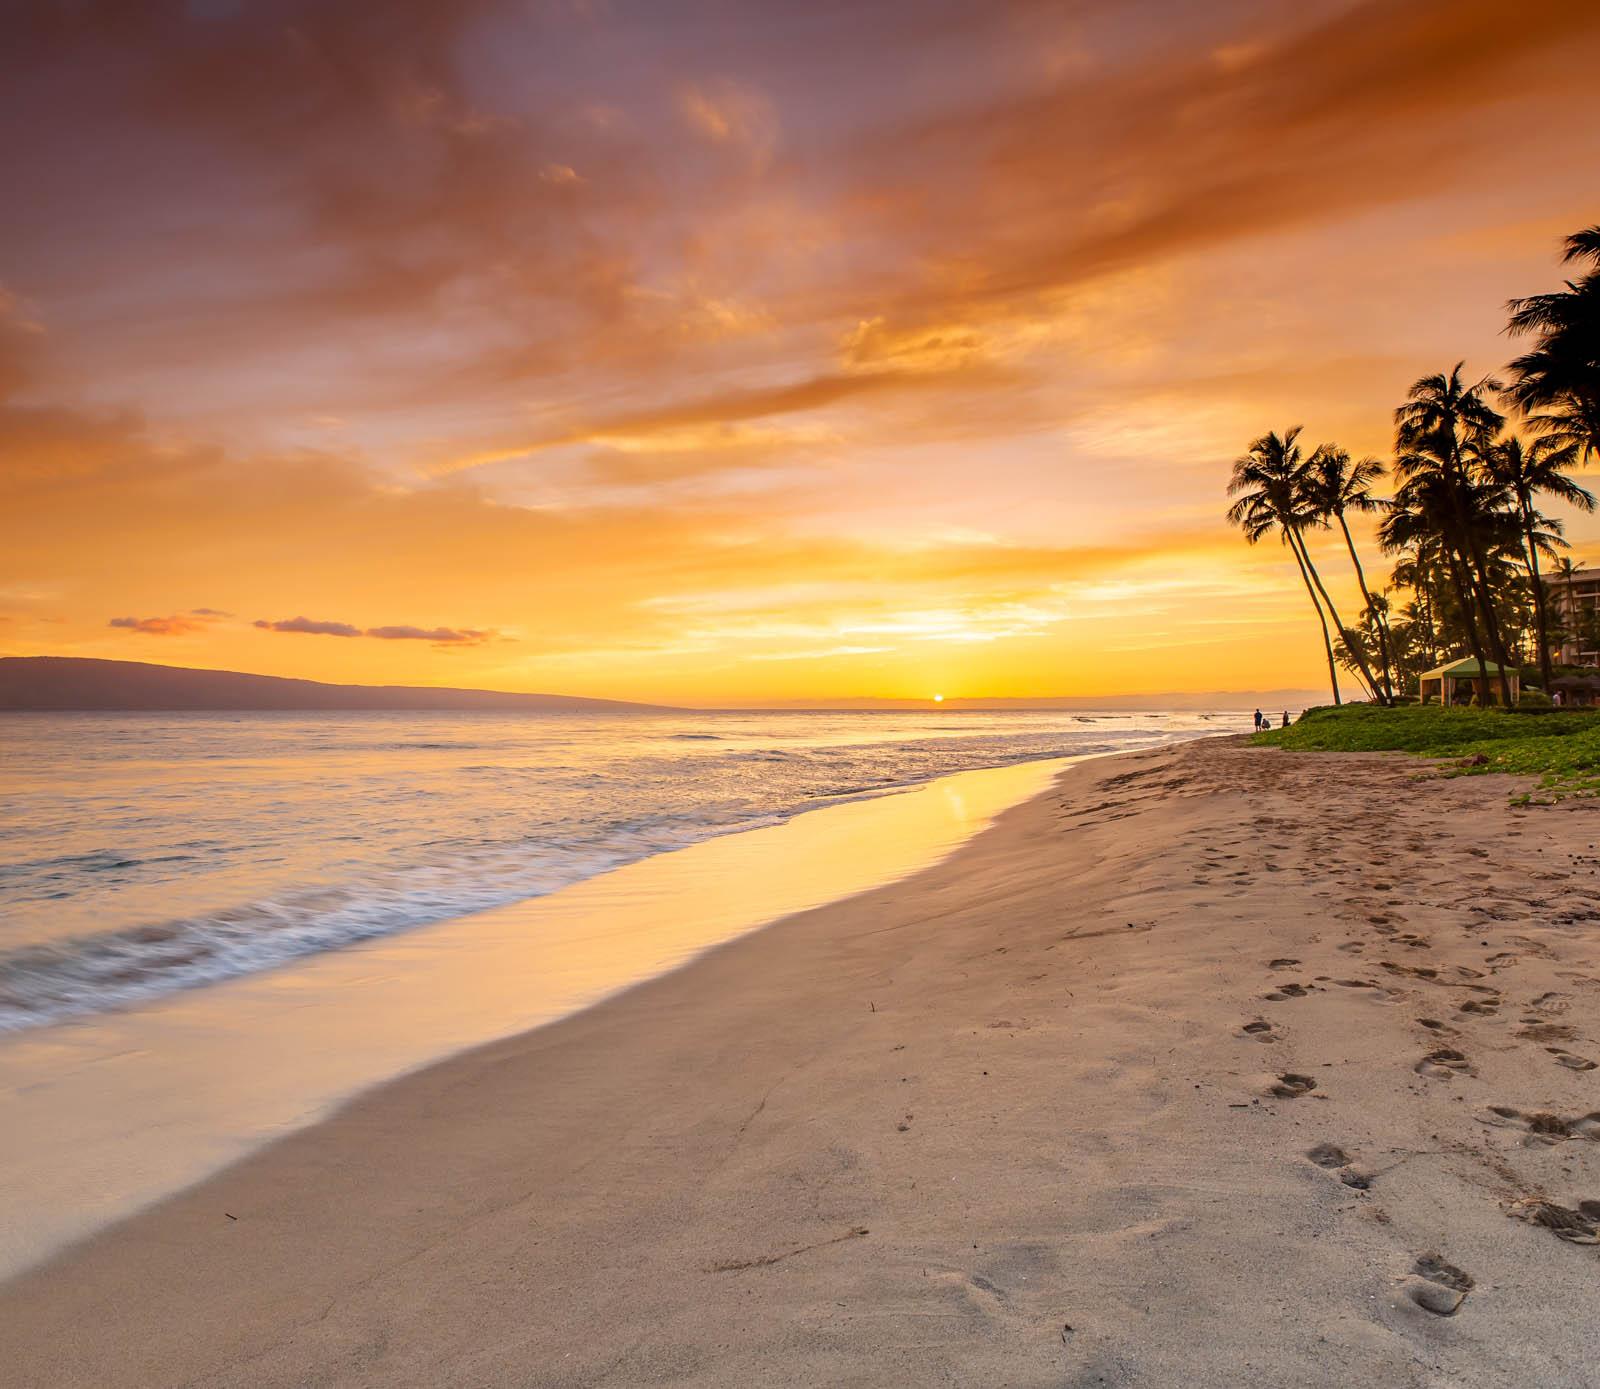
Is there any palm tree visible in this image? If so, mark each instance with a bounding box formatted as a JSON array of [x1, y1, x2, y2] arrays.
[[1506, 227, 1600, 465], [1227, 428, 1341, 704], [1305, 445, 1396, 702], [1394, 365, 1516, 706], [1381, 469, 1496, 703], [1484, 435, 1594, 693]]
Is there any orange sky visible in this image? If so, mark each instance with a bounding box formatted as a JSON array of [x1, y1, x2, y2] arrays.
[[4, 0, 1600, 705]]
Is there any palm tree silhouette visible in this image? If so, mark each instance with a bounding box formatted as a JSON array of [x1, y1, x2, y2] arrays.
[[1506, 227, 1600, 465], [1394, 365, 1515, 706], [1305, 445, 1395, 703], [1380, 469, 1497, 704], [1484, 435, 1594, 692], [1228, 428, 1343, 705]]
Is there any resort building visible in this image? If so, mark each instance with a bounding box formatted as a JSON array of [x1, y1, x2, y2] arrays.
[[1550, 565, 1600, 667]]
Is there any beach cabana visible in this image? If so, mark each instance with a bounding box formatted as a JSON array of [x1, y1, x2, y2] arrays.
[[1419, 658, 1518, 707]]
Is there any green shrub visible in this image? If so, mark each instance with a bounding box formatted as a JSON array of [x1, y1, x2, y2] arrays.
[[1518, 689, 1553, 708]]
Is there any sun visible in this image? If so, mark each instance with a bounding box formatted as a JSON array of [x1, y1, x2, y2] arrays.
[[932, 693, 944, 703]]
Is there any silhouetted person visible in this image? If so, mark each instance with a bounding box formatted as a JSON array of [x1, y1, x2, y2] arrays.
[[1281, 710, 1289, 728]]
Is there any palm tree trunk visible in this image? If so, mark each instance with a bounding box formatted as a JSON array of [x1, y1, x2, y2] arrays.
[[1442, 457, 1515, 706], [1470, 554, 1517, 707], [1426, 566, 1443, 666], [1442, 542, 1493, 704], [1294, 529, 1382, 701], [1336, 511, 1395, 704], [1286, 532, 1340, 705], [1519, 500, 1554, 696]]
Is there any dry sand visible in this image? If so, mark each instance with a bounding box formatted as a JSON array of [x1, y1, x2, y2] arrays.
[[5, 737, 1599, 1387]]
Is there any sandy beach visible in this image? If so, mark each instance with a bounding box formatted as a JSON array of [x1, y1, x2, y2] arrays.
[[7, 735, 1600, 1387]]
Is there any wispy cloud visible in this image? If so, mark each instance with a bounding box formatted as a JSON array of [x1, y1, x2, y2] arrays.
[[366, 624, 492, 645], [254, 616, 496, 646], [108, 614, 207, 636], [254, 616, 363, 638], [10, 0, 1600, 701]]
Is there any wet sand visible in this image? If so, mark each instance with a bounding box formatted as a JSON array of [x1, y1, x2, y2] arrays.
[[0, 756, 1063, 1281], [6, 737, 1600, 1386]]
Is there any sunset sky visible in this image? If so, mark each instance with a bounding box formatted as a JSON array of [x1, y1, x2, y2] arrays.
[[4, 0, 1600, 705]]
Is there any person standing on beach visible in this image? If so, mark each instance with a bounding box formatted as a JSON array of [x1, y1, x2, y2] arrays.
[[1282, 711, 1289, 727], [1253, 709, 1263, 730]]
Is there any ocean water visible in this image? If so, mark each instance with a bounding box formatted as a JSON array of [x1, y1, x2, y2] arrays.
[[0, 709, 1228, 1031]]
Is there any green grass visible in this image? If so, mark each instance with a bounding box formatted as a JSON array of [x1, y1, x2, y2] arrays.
[[1254, 703, 1600, 802]]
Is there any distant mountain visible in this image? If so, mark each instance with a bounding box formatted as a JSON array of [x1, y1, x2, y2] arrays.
[[0, 657, 682, 713]]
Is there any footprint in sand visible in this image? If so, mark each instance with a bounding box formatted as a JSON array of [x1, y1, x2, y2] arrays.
[[1383, 963, 1438, 980], [1399, 1254, 1474, 1316], [1459, 998, 1500, 1017], [1527, 991, 1570, 1015], [1269, 1073, 1317, 1098], [1516, 1021, 1576, 1042], [1417, 1018, 1456, 1035], [1482, 1106, 1600, 1144], [1547, 1048, 1598, 1071], [1506, 1197, 1600, 1245], [1262, 983, 1311, 1001], [1414, 1048, 1474, 1080], [1266, 958, 1300, 968], [1239, 1020, 1278, 1044], [1304, 1142, 1373, 1187]]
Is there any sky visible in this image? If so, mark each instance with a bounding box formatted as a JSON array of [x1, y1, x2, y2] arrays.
[[3, 0, 1599, 706]]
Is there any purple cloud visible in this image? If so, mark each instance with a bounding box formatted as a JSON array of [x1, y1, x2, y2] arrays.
[[253, 616, 362, 637], [366, 625, 490, 645], [110, 615, 204, 636], [253, 616, 497, 645]]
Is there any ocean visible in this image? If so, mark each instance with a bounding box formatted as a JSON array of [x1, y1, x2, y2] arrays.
[[0, 708, 1229, 1031]]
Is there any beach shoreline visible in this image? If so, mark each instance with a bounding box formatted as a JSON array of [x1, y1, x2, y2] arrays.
[[7, 737, 1600, 1386], [0, 754, 1078, 1282]]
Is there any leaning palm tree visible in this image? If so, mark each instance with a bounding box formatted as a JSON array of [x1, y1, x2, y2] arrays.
[[1506, 227, 1600, 464], [1394, 366, 1516, 706], [1484, 435, 1595, 693], [1228, 428, 1345, 704], [1304, 445, 1396, 702]]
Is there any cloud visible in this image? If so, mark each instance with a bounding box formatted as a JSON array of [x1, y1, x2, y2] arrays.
[[434, 365, 997, 475], [676, 80, 778, 165], [366, 624, 492, 645], [864, 0, 1600, 321], [107, 607, 230, 636], [254, 616, 363, 637], [108, 614, 206, 636], [0, 287, 44, 402], [9, 2, 1600, 702], [10, 0, 1599, 483], [253, 616, 495, 645]]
